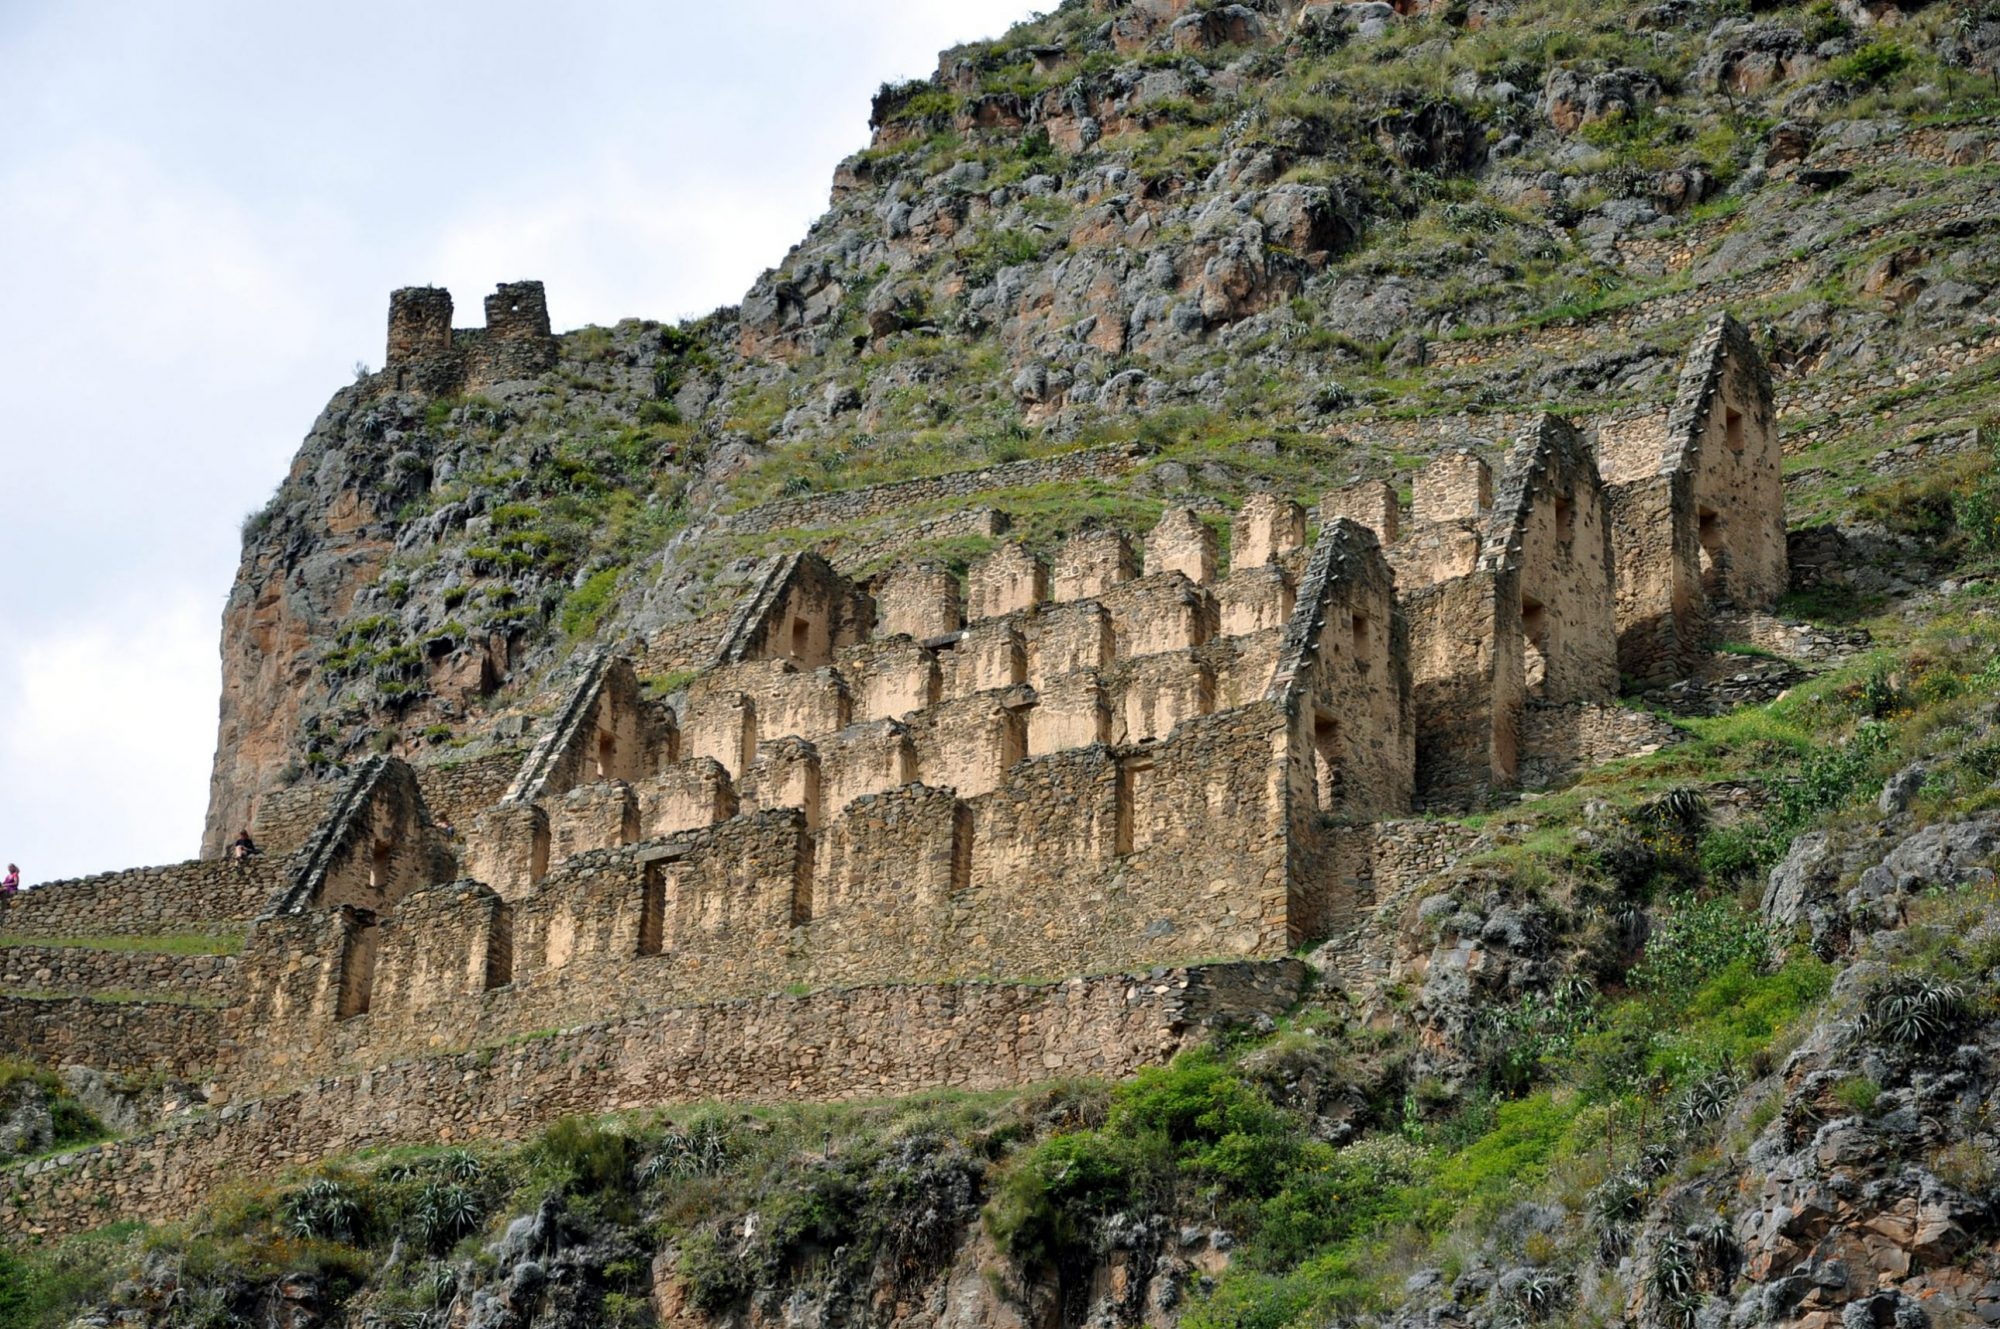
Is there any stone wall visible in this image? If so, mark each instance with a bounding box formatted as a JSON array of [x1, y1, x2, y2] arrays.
[[379, 282, 559, 396], [0, 944, 239, 1005], [1609, 313, 1784, 685], [3, 961, 1308, 1241], [0, 858, 282, 938], [1487, 415, 1619, 707], [1518, 701, 1684, 790], [235, 702, 1300, 1089], [721, 445, 1143, 537], [1404, 571, 1522, 809], [248, 785, 339, 857], [414, 750, 528, 831], [273, 758, 455, 918], [0, 995, 226, 1080]]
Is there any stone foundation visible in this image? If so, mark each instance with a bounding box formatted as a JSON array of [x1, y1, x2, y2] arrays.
[[2, 961, 1307, 1241]]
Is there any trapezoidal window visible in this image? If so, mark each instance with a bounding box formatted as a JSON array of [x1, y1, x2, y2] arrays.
[[1522, 598, 1550, 699], [367, 840, 393, 900], [1115, 759, 1153, 855], [595, 729, 617, 780], [637, 863, 666, 957], [484, 904, 514, 990], [1724, 407, 1746, 454], [336, 916, 379, 1019], [1698, 507, 1724, 593], [1311, 712, 1340, 811], [789, 616, 812, 662]]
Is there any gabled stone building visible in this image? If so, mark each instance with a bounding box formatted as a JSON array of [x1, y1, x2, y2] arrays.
[[0, 312, 1791, 1237]]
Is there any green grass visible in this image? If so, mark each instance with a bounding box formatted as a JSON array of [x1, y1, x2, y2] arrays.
[[0, 987, 230, 1009], [0, 933, 245, 957]]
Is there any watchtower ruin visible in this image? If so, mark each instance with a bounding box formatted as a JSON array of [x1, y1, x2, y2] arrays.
[[382, 280, 560, 393]]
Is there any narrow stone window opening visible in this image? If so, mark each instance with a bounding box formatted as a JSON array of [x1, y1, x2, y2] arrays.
[[790, 616, 811, 661], [1351, 611, 1371, 670], [951, 804, 974, 895], [337, 915, 379, 1019], [485, 904, 514, 989], [368, 840, 393, 896], [1311, 712, 1340, 811], [1522, 599, 1549, 699], [637, 864, 665, 956], [1698, 507, 1724, 591], [1553, 496, 1574, 544], [790, 835, 815, 927], [1115, 759, 1152, 855], [1725, 407, 1745, 454], [595, 729, 616, 780]]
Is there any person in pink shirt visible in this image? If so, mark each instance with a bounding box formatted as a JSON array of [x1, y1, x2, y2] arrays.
[[1, 865, 19, 895]]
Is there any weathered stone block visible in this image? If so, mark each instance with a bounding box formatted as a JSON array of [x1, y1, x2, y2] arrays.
[[949, 620, 1027, 697], [552, 782, 640, 862], [1145, 507, 1217, 584], [1231, 495, 1306, 570], [838, 639, 941, 722], [819, 720, 918, 815], [1053, 529, 1137, 601], [912, 693, 1027, 797], [466, 802, 551, 903], [743, 736, 823, 830], [967, 542, 1047, 621], [1116, 653, 1215, 743], [1033, 601, 1113, 685], [875, 562, 962, 641], [1412, 452, 1492, 525], [635, 759, 737, 839], [1217, 566, 1295, 637], [1319, 479, 1400, 546], [681, 692, 757, 778], [1102, 572, 1214, 658], [1028, 672, 1111, 755]]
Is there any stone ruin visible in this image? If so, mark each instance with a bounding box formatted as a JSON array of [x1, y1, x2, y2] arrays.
[[0, 313, 1788, 1235], [383, 280, 560, 394]]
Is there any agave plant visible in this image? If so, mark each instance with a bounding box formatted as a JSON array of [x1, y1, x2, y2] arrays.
[[1864, 974, 1970, 1052], [410, 1181, 486, 1250], [1649, 1234, 1700, 1329], [1688, 1212, 1738, 1280], [1502, 1268, 1569, 1325], [1676, 1067, 1740, 1135], [438, 1148, 488, 1184], [640, 1115, 733, 1184], [1590, 1169, 1648, 1262], [286, 1176, 363, 1243]]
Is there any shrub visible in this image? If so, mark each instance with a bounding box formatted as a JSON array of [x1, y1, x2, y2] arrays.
[[1630, 895, 1771, 999], [640, 1114, 734, 1183], [560, 567, 622, 638], [1833, 1075, 1882, 1115], [1649, 1234, 1700, 1329], [679, 1224, 751, 1311], [528, 1116, 636, 1198], [1831, 41, 1911, 85]]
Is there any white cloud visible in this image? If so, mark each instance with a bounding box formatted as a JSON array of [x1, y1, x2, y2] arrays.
[[0, 590, 217, 884]]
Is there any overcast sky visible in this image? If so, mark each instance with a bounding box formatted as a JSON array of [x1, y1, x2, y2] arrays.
[[0, 0, 1039, 886]]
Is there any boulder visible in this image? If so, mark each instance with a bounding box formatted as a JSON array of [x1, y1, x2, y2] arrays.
[[1540, 66, 1664, 133]]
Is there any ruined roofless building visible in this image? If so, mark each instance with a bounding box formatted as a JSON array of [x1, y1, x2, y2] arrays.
[[383, 281, 560, 394], [0, 312, 1788, 1236]]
